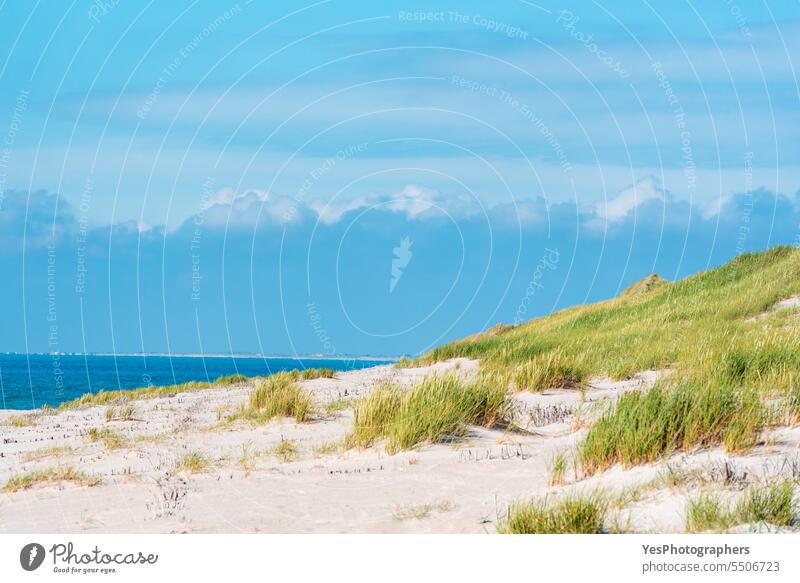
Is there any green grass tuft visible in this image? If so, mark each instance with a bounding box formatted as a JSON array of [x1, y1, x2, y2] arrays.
[[228, 373, 314, 424], [579, 379, 764, 475], [498, 492, 609, 534], [4, 466, 102, 492], [297, 367, 336, 380], [512, 350, 586, 392], [348, 375, 509, 452], [8, 414, 38, 427], [686, 481, 796, 531], [272, 439, 300, 462]]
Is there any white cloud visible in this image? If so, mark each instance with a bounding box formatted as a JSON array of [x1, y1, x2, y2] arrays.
[[308, 183, 485, 224], [201, 188, 303, 227], [596, 176, 667, 222]]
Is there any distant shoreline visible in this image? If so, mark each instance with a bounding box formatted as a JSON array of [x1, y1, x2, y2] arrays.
[[1, 352, 401, 362]]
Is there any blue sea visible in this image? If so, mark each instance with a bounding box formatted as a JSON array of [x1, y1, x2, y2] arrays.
[[0, 353, 393, 410]]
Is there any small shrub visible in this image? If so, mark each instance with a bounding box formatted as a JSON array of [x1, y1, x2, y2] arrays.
[[498, 492, 608, 534], [105, 407, 116, 423]]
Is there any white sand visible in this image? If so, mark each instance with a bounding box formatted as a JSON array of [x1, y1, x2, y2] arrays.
[[1, 359, 798, 533]]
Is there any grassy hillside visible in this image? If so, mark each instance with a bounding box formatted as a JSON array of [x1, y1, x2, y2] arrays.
[[422, 246, 800, 395]]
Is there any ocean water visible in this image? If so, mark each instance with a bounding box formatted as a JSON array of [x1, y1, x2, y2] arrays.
[[0, 353, 393, 410]]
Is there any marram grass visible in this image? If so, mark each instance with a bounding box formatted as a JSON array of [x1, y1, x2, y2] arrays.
[[348, 375, 509, 452], [579, 379, 764, 475], [228, 373, 314, 424]]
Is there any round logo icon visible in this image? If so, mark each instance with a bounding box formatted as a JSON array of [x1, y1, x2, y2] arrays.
[[20, 543, 46, 571]]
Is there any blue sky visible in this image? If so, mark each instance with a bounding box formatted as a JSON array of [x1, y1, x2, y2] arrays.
[[1, 1, 798, 355]]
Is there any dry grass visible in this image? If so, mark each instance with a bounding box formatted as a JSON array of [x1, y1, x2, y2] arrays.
[[272, 439, 300, 463], [549, 452, 569, 486], [21, 446, 75, 463], [176, 451, 212, 474], [87, 427, 128, 450], [323, 399, 350, 416], [8, 414, 38, 428], [580, 380, 764, 475], [58, 373, 253, 410], [237, 441, 262, 475]]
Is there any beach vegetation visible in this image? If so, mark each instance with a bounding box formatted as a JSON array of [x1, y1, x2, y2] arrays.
[[313, 440, 343, 456], [549, 451, 568, 486], [419, 247, 800, 397], [57, 372, 256, 410], [228, 373, 314, 424], [87, 427, 128, 450], [118, 403, 137, 421], [21, 446, 75, 463], [579, 379, 764, 475], [686, 480, 796, 531], [8, 414, 38, 427], [392, 500, 454, 521], [176, 451, 211, 474], [347, 375, 509, 452], [272, 439, 300, 462], [498, 491, 609, 534], [4, 466, 102, 492]]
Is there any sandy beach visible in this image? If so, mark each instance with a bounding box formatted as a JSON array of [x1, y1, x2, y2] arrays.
[[2, 358, 798, 534]]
